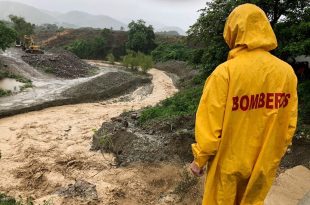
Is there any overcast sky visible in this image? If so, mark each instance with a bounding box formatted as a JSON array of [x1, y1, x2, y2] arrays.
[[3, 0, 208, 30]]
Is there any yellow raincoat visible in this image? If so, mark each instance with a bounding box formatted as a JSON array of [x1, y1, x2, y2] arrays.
[[192, 4, 298, 205]]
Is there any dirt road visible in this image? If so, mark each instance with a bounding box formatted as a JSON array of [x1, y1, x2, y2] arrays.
[[0, 68, 181, 204]]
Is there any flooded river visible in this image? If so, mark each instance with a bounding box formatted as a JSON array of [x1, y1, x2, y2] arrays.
[[0, 68, 179, 205]]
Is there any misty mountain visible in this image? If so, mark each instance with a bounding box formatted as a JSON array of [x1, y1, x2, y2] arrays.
[[57, 11, 126, 30], [0, 1, 186, 34], [0, 1, 126, 29], [158, 26, 186, 36], [0, 1, 58, 25]]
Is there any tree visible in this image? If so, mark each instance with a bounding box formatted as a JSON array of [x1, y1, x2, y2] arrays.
[[66, 40, 92, 59], [9, 15, 34, 40], [151, 43, 192, 62], [187, 0, 310, 78], [0, 21, 17, 51], [126, 20, 156, 54]]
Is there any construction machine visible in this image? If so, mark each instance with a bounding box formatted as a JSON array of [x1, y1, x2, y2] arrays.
[[22, 35, 44, 54]]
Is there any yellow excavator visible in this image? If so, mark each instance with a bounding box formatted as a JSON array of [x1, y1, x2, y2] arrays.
[[22, 35, 44, 54]]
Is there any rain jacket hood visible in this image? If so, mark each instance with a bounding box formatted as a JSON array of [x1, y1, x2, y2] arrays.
[[224, 4, 277, 52], [192, 3, 298, 205]]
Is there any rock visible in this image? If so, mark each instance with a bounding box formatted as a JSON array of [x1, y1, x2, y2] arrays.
[[122, 120, 129, 128], [131, 112, 139, 120], [111, 117, 122, 123], [64, 126, 72, 132], [56, 180, 98, 201]]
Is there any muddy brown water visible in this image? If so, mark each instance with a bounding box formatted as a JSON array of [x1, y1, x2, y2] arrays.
[[0, 68, 183, 204], [0, 78, 25, 92]]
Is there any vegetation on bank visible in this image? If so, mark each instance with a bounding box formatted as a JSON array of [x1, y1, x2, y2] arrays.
[[0, 193, 51, 205], [0, 89, 12, 97], [139, 86, 202, 124], [0, 193, 18, 205], [0, 193, 36, 205], [151, 43, 192, 62], [0, 21, 17, 51]]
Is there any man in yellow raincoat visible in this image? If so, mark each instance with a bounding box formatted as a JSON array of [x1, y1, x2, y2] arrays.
[[191, 3, 298, 205]]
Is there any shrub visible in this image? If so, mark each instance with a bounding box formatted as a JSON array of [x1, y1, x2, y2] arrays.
[[140, 54, 153, 73], [107, 53, 115, 64], [121, 52, 154, 72], [0, 89, 12, 97], [151, 43, 193, 62], [139, 85, 203, 124]]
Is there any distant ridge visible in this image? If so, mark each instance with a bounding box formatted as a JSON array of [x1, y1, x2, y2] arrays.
[[0, 1, 126, 29], [0, 0, 187, 34]]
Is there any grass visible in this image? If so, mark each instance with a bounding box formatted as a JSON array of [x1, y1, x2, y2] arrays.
[[98, 130, 114, 151], [0, 194, 53, 205], [138, 85, 203, 124], [0, 89, 12, 97], [0, 193, 17, 205]]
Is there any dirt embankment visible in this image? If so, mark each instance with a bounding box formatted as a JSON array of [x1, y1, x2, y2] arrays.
[[21, 49, 95, 79], [155, 60, 198, 88], [0, 71, 151, 118], [92, 111, 195, 166], [63, 71, 151, 103]]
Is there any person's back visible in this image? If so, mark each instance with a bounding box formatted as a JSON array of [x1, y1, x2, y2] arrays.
[[191, 4, 298, 205]]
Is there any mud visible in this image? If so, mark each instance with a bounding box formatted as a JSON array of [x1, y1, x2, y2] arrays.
[[281, 137, 310, 169], [92, 112, 195, 166], [0, 68, 183, 204]]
